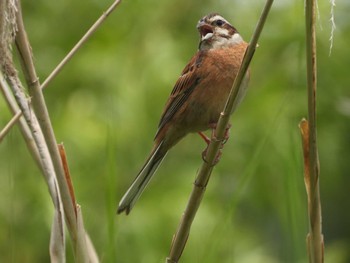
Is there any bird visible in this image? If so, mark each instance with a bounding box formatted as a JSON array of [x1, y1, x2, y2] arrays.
[[117, 13, 249, 215]]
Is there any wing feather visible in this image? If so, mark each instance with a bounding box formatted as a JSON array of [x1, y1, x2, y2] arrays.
[[155, 52, 204, 138]]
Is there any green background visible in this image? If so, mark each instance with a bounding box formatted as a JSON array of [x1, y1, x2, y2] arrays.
[[1, 0, 349, 262]]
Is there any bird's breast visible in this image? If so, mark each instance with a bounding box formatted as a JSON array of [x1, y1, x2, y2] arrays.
[[184, 43, 249, 131]]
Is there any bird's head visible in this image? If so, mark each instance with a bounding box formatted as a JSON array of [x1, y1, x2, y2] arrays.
[[197, 13, 243, 50]]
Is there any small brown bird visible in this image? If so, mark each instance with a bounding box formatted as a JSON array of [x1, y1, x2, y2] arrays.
[[118, 13, 249, 215]]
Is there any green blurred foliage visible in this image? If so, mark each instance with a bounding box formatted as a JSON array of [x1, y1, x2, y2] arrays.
[[1, 0, 349, 262]]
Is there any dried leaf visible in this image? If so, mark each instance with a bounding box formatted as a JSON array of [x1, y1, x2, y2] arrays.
[[58, 143, 77, 217], [299, 118, 311, 198]]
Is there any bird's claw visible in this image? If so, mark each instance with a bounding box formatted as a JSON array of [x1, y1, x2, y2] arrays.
[[210, 123, 231, 145], [202, 147, 222, 166], [200, 123, 231, 165]]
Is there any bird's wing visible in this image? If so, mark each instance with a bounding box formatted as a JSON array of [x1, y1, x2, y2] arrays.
[[154, 52, 204, 139]]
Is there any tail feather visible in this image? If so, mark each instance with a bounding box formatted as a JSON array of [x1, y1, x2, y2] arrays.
[[117, 142, 167, 215]]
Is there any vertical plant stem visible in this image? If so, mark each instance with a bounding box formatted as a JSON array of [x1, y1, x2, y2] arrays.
[[1, 0, 123, 261], [14, 2, 92, 261], [15, 0, 77, 234], [303, 0, 323, 262], [166, 1, 274, 262]]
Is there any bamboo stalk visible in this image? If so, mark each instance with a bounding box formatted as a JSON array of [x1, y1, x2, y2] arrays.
[[166, 1, 275, 262]]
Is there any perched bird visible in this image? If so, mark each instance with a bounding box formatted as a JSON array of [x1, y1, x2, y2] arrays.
[[118, 13, 249, 215]]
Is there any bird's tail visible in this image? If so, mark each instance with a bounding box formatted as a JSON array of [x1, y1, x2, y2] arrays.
[[117, 141, 167, 215]]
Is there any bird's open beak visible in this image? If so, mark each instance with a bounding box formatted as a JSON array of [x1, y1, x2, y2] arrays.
[[197, 22, 214, 41]]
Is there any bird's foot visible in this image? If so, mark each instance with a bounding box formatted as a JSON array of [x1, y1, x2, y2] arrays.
[[199, 123, 231, 165], [201, 147, 222, 166], [209, 123, 231, 145]]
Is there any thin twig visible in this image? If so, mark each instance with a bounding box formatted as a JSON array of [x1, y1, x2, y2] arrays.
[[303, 0, 323, 262], [0, 110, 21, 142], [1, 0, 122, 131], [41, 0, 122, 90], [166, 1, 275, 262]]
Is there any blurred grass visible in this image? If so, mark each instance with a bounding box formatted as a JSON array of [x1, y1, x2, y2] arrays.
[[1, 0, 350, 262]]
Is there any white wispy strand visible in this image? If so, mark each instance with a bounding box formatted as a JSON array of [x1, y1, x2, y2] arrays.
[[329, 0, 336, 55], [316, 0, 323, 31]]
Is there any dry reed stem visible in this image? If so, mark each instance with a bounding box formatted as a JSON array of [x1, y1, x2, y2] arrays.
[[302, 0, 324, 262], [15, 0, 77, 232], [1, 68, 66, 263], [0, 72, 45, 173], [1, 0, 120, 261], [50, 203, 66, 263], [14, 2, 98, 261], [0, 0, 44, 169]]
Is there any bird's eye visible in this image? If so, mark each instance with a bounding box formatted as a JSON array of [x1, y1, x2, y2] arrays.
[[215, 19, 225, 26]]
